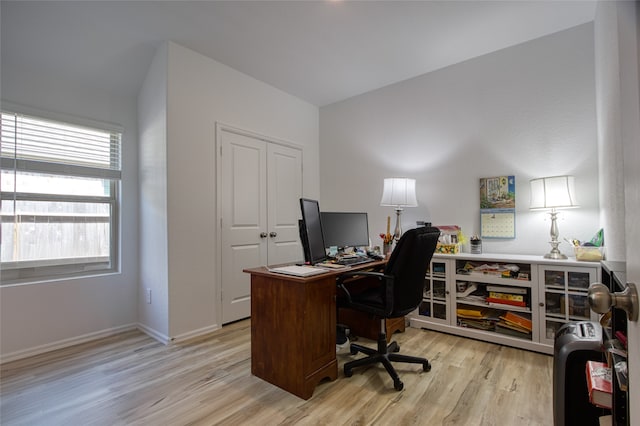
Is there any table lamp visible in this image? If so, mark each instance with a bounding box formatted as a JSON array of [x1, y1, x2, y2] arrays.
[[530, 175, 578, 259], [380, 178, 418, 242]]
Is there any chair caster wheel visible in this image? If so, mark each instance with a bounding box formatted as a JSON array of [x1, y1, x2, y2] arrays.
[[350, 347, 359, 355], [423, 361, 431, 372], [393, 345, 400, 353], [394, 379, 404, 391], [344, 368, 353, 377]]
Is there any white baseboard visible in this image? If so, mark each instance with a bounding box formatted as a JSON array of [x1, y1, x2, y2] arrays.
[[136, 322, 170, 345], [1, 322, 223, 364], [168, 323, 221, 343], [0, 323, 137, 364]]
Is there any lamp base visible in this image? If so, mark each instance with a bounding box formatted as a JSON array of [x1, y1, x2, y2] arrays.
[[393, 208, 403, 242], [544, 240, 567, 260], [544, 251, 568, 260]]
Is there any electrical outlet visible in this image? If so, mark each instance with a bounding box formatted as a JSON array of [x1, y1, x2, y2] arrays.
[[146, 288, 152, 304]]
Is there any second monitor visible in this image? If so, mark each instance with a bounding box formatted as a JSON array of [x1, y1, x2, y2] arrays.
[[320, 212, 369, 250]]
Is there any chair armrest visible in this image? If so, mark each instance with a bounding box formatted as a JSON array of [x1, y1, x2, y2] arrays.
[[337, 271, 384, 304], [337, 270, 391, 282], [337, 271, 395, 315]]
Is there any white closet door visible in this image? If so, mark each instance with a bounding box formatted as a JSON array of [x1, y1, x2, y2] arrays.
[[220, 130, 267, 324], [267, 143, 303, 265], [220, 127, 303, 324]]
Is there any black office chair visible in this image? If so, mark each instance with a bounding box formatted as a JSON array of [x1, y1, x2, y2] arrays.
[[337, 226, 440, 391]]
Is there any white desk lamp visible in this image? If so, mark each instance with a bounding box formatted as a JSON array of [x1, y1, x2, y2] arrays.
[[530, 175, 579, 259], [380, 178, 418, 242]]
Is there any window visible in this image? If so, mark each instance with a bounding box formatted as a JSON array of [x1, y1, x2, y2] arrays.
[[1, 110, 122, 283]]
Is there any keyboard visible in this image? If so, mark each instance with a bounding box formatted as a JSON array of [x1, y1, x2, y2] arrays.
[[335, 256, 375, 266]]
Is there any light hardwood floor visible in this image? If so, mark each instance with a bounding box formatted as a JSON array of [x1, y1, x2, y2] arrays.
[[0, 320, 553, 425]]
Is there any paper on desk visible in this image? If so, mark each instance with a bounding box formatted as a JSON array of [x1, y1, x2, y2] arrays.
[[268, 265, 329, 277]]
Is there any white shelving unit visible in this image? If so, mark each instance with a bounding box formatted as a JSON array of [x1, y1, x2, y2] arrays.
[[409, 253, 600, 354]]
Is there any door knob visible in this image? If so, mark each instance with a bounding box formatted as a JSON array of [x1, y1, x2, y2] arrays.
[[588, 282, 638, 322], [260, 232, 268, 238], [269, 232, 277, 238]]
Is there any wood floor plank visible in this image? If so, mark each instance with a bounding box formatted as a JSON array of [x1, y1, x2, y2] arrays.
[[0, 320, 553, 425]]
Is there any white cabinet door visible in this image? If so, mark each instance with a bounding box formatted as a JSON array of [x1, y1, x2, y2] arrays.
[[220, 128, 302, 324], [537, 264, 599, 347], [416, 259, 451, 325]]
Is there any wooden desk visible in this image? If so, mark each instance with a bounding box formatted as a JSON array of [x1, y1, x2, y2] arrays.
[[244, 260, 385, 400]]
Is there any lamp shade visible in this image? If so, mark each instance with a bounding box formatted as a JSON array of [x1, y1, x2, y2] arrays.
[[380, 178, 418, 207], [530, 175, 578, 210]]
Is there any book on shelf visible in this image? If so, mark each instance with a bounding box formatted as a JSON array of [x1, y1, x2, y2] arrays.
[[458, 318, 494, 330], [486, 297, 527, 307], [456, 307, 485, 318], [497, 321, 531, 334], [585, 360, 612, 409], [488, 291, 525, 302], [456, 307, 501, 320], [486, 285, 527, 294], [500, 311, 532, 331]]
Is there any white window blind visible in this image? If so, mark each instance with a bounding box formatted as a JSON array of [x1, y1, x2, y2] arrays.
[[1, 112, 121, 179], [1, 109, 122, 283]]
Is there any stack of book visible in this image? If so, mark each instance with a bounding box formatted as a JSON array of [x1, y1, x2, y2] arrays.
[[496, 311, 532, 337], [456, 307, 501, 331], [486, 285, 527, 308]]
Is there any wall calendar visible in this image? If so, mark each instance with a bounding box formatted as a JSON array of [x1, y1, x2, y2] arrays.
[[480, 176, 516, 239]]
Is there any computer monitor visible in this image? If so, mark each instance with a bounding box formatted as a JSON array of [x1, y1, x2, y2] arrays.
[[299, 198, 328, 265], [320, 212, 370, 250]]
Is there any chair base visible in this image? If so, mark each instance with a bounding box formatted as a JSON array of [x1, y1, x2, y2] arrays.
[[343, 333, 431, 391]]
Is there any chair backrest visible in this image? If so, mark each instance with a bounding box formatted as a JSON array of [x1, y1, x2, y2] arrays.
[[384, 226, 440, 316]]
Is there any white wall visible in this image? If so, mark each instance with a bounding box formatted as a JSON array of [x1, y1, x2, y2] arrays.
[[594, 1, 627, 262], [0, 63, 139, 361], [320, 24, 599, 257], [138, 43, 170, 340], [140, 42, 319, 340]]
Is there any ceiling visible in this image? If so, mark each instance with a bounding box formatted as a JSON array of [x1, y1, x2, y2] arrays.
[[1, 1, 597, 107]]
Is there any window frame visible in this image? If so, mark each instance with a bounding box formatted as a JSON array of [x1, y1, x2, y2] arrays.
[[1, 105, 122, 284]]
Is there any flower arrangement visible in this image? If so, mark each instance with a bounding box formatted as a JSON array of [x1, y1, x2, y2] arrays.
[[380, 216, 393, 245], [379, 232, 393, 245]]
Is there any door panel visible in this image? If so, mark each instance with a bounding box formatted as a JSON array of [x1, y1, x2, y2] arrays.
[[221, 130, 267, 324], [267, 143, 303, 265], [226, 244, 262, 318]]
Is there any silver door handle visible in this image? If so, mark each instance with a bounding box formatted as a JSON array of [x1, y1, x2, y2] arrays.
[[588, 282, 638, 322], [260, 232, 268, 238], [269, 232, 277, 238]]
